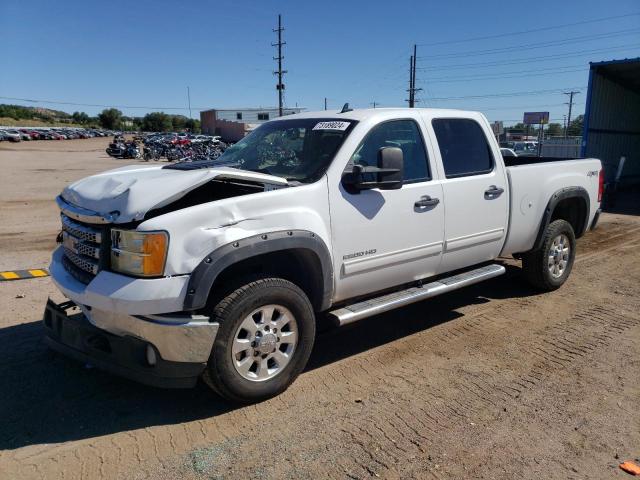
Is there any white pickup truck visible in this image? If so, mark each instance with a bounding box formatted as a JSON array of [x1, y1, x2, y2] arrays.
[[44, 108, 603, 402]]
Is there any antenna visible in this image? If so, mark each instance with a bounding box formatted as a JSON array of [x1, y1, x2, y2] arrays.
[[340, 103, 353, 113]]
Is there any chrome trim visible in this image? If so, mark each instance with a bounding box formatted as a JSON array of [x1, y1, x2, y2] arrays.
[[63, 247, 99, 274], [329, 264, 505, 326], [62, 214, 103, 243], [83, 307, 218, 363], [57, 195, 118, 224], [62, 231, 100, 259]]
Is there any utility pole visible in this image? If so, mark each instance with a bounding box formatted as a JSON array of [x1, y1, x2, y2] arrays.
[[563, 90, 579, 137], [324, 97, 327, 110], [412, 44, 418, 107], [370, 101, 378, 109], [408, 54, 414, 107], [187, 86, 192, 119], [273, 14, 287, 117], [407, 44, 421, 108]]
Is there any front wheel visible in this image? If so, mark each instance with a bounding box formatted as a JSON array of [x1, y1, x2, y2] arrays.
[[203, 277, 316, 403], [522, 219, 576, 291]]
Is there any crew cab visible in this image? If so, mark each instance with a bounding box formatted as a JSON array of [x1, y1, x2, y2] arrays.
[[44, 108, 603, 402]]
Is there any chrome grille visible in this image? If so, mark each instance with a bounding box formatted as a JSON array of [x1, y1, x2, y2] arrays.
[[61, 216, 102, 243], [60, 215, 106, 281], [63, 247, 99, 274]]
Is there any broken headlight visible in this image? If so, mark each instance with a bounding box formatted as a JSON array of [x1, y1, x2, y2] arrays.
[[111, 229, 168, 277]]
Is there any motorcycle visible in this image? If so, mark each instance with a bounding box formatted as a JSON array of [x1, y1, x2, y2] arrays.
[[122, 142, 141, 159], [106, 141, 126, 158]]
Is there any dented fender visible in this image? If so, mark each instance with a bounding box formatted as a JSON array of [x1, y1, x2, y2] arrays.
[[138, 177, 334, 279]]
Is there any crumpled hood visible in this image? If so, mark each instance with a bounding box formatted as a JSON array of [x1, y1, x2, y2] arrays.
[[61, 164, 287, 223]]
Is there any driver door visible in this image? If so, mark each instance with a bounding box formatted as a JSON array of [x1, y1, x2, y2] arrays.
[[329, 119, 445, 303]]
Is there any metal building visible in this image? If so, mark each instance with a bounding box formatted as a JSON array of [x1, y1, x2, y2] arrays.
[[200, 107, 304, 142], [582, 58, 640, 185]]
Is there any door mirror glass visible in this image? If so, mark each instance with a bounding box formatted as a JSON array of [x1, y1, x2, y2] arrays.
[[343, 146, 404, 191]]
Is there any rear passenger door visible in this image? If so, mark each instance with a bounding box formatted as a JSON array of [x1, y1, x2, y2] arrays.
[[430, 117, 509, 273]]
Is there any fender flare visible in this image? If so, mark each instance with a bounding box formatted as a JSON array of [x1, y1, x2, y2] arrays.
[[183, 230, 334, 312], [532, 186, 590, 251]]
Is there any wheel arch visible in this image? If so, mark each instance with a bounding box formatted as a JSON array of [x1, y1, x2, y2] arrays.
[[184, 230, 333, 313], [531, 187, 590, 251]]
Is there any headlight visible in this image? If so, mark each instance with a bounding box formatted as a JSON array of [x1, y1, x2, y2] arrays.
[[111, 229, 168, 277]]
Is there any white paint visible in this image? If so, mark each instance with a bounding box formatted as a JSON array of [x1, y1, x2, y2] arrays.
[[50, 107, 602, 321]]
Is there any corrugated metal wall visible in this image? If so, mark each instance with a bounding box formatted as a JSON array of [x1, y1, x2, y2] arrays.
[[584, 70, 640, 184]]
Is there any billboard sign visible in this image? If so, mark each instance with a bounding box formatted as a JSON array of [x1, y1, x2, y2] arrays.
[[491, 121, 504, 136], [523, 111, 549, 125]]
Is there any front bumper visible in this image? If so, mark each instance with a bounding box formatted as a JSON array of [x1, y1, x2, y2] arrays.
[[43, 299, 210, 388], [50, 246, 189, 315]]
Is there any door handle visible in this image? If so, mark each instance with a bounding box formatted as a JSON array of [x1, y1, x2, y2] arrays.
[[415, 195, 440, 208], [484, 185, 504, 199]]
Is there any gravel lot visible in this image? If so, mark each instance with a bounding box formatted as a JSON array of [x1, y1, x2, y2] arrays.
[[1, 139, 639, 480]]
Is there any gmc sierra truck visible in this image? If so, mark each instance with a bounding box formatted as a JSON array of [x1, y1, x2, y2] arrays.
[[44, 108, 603, 402]]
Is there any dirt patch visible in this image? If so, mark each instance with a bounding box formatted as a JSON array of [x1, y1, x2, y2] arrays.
[[0, 141, 638, 480]]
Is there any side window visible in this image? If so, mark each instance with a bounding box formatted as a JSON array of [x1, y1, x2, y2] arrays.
[[350, 120, 430, 183], [432, 118, 494, 178]]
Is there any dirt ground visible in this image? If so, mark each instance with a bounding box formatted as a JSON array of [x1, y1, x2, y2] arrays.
[[1, 139, 639, 480]]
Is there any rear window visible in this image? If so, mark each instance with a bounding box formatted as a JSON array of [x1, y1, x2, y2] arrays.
[[432, 118, 494, 178]]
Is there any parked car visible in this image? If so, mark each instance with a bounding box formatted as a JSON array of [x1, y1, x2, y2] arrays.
[[20, 129, 40, 139], [1, 129, 22, 142], [513, 141, 538, 156], [44, 108, 603, 403], [500, 147, 518, 158]]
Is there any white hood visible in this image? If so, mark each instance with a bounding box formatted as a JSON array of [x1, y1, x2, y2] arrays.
[[61, 164, 288, 223]]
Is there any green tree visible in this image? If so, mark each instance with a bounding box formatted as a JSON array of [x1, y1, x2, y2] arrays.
[[72, 111, 90, 124], [142, 112, 172, 132], [98, 108, 123, 129], [185, 118, 201, 133], [171, 115, 188, 131], [567, 114, 584, 137], [545, 123, 563, 137]]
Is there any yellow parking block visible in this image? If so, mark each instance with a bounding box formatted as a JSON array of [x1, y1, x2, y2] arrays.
[[28, 269, 48, 277], [1, 271, 20, 280]]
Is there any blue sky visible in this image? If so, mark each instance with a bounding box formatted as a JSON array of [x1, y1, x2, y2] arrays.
[[1, 0, 639, 126]]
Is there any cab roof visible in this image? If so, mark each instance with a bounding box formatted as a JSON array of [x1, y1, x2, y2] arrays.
[[271, 107, 484, 122]]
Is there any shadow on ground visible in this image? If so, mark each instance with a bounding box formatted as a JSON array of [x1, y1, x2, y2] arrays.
[[0, 264, 539, 450], [603, 186, 640, 216]]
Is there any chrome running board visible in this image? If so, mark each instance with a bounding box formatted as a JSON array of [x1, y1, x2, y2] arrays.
[[328, 264, 505, 326]]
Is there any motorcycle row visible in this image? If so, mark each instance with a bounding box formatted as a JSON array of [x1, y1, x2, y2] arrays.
[[105, 134, 230, 162]]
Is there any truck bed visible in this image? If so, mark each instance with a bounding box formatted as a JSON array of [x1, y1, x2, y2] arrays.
[[500, 158, 601, 256]]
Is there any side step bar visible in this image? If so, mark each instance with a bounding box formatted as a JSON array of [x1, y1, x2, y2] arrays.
[[328, 264, 505, 326]]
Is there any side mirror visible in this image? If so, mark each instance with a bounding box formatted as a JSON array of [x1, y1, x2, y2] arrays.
[[343, 146, 404, 192]]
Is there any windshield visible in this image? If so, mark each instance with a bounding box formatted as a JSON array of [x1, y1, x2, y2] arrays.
[[210, 118, 356, 183]]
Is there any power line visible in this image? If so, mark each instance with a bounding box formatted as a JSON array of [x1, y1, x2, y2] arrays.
[[417, 28, 640, 60], [425, 64, 586, 81], [426, 86, 586, 102], [416, 12, 640, 47], [0, 96, 196, 111], [476, 103, 568, 111], [424, 66, 586, 84], [416, 43, 640, 71]]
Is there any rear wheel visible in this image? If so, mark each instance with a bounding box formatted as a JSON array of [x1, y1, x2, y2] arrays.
[[522, 219, 576, 291], [203, 277, 315, 403]]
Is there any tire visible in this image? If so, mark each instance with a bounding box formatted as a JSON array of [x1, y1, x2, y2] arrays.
[[203, 277, 316, 403], [522, 219, 576, 291]]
